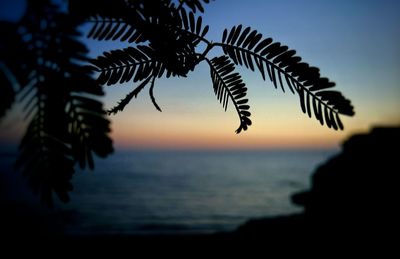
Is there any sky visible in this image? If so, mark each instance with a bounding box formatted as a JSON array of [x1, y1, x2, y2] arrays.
[[1, 0, 399, 150]]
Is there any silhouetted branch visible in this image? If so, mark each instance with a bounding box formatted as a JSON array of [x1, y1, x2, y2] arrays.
[[149, 75, 162, 112], [107, 76, 152, 115]]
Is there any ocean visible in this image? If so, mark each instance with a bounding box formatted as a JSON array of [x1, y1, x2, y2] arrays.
[[1, 149, 337, 235]]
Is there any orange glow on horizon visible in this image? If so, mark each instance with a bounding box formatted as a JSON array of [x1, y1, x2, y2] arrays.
[[111, 124, 344, 150]]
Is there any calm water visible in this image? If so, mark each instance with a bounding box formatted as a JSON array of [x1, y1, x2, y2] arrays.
[[1, 149, 337, 235]]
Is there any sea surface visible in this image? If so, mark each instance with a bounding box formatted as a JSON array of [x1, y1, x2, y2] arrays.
[[1, 149, 337, 235]]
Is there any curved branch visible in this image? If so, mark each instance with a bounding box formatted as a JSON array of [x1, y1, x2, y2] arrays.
[[149, 75, 162, 112]]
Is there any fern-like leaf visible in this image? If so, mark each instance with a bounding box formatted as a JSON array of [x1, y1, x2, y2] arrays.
[[208, 56, 251, 133], [87, 16, 145, 43], [89, 46, 163, 86], [2, 2, 113, 206], [218, 25, 354, 130]]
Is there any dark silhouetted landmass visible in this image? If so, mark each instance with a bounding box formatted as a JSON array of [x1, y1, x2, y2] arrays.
[[237, 125, 399, 250]]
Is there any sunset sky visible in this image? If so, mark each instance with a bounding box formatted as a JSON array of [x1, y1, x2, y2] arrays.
[[1, 0, 399, 150]]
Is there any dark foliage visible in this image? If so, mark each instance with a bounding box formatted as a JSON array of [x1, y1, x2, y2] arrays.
[[0, 0, 354, 205], [82, 0, 353, 132], [0, 67, 15, 118], [218, 26, 354, 129], [208, 56, 251, 133], [0, 0, 113, 206]]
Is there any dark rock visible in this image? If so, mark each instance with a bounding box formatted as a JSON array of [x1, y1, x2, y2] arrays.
[[238, 126, 399, 247], [292, 126, 399, 231]]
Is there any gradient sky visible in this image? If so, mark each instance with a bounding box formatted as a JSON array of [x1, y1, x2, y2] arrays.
[[1, 0, 399, 150]]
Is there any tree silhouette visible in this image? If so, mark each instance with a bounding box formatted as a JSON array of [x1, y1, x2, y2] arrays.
[[0, 0, 354, 205], [0, 0, 113, 206]]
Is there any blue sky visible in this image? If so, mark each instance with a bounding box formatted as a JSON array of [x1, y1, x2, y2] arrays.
[[1, 0, 399, 149]]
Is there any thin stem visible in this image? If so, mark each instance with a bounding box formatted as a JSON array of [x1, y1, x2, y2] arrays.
[[174, 26, 211, 45], [149, 74, 161, 112], [96, 60, 152, 72], [86, 18, 122, 23], [177, 0, 185, 11]]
